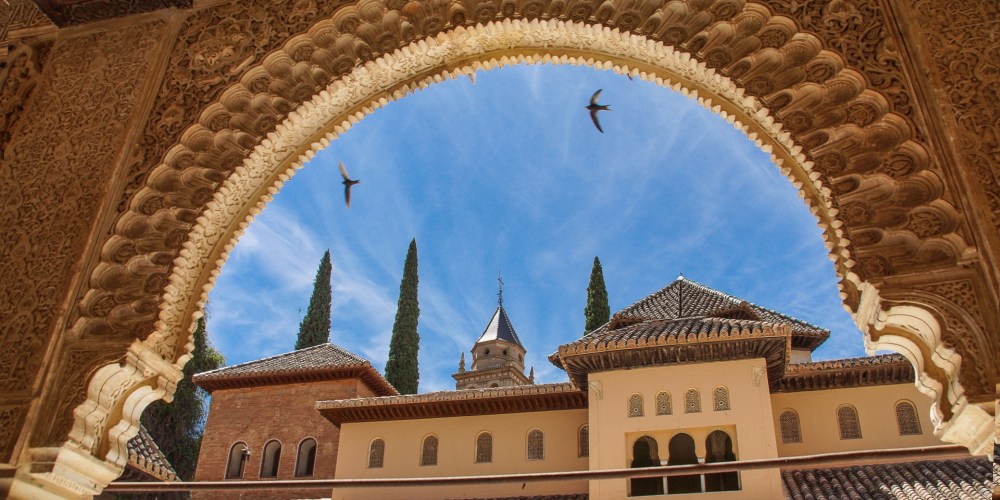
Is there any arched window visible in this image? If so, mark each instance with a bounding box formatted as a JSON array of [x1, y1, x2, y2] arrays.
[[667, 433, 700, 494], [225, 442, 249, 479], [259, 440, 281, 478], [630, 436, 663, 496], [656, 391, 672, 415], [295, 438, 317, 476], [704, 431, 739, 492], [684, 389, 701, 413], [895, 401, 922, 435], [713, 386, 730, 411], [628, 394, 644, 417], [420, 435, 438, 466], [779, 410, 802, 444], [578, 425, 589, 457], [367, 438, 385, 468], [527, 429, 544, 460], [837, 405, 862, 440], [475, 432, 493, 463]]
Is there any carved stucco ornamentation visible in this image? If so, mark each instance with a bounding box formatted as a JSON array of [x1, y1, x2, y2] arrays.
[[11, 0, 990, 493], [855, 282, 993, 456], [908, 0, 1000, 235], [0, 40, 50, 160], [0, 20, 166, 464]]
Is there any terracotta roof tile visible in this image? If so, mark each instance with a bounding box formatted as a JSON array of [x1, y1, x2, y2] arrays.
[[195, 342, 367, 379], [125, 426, 177, 482], [588, 277, 829, 350], [193, 343, 397, 395], [781, 456, 992, 499], [561, 316, 790, 354], [320, 382, 579, 409], [777, 354, 916, 391]]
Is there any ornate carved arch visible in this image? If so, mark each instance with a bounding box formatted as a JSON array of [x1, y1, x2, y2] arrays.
[[10, 0, 994, 496]]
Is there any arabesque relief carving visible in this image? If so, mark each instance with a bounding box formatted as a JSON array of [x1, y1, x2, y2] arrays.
[[908, 0, 999, 234], [0, 0, 995, 495], [0, 20, 166, 462]]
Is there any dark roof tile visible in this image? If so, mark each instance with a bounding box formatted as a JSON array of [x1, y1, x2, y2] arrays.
[[588, 277, 829, 350], [781, 457, 992, 500], [475, 305, 524, 347], [125, 426, 177, 482]]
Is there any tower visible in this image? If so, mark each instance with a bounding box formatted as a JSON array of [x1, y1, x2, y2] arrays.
[[453, 276, 532, 389]]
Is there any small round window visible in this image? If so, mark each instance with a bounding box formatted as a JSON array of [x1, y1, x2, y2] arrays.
[[484, 349, 490, 355]]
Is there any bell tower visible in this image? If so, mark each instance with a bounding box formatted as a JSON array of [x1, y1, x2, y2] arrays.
[[453, 275, 532, 389]]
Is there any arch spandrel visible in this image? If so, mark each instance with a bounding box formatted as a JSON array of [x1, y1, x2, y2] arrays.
[[3, 0, 995, 496]]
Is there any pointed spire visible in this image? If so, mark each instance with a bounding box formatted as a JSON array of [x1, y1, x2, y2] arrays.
[[529, 366, 535, 383], [497, 270, 504, 306], [458, 352, 466, 373]]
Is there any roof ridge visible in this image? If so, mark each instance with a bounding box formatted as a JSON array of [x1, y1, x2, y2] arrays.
[[679, 278, 827, 331], [195, 342, 365, 378]]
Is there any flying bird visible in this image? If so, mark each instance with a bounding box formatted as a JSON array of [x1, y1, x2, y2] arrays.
[[338, 161, 361, 208], [586, 89, 610, 133]]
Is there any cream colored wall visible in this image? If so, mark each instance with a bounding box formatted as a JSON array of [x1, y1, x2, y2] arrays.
[[587, 359, 784, 500], [332, 409, 588, 500], [771, 383, 945, 456]]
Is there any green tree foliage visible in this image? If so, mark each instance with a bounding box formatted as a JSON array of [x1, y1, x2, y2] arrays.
[[296, 250, 332, 350], [584, 256, 610, 334], [141, 316, 225, 483], [385, 239, 420, 394]]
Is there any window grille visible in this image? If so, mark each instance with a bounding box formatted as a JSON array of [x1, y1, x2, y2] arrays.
[[475, 432, 493, 463], [628, 394, 644, 417], [367, 439, 385, 468], [713, 387, 730, 411], [684, 389, 701, 413], [527, 429, 544, 460], [656, 391, 672, 415], [420, 435, 438, 466], [779, 410, 802, 443], [837, 406, 862, 440], [895, 401, 921, 435], [578, 426, 589, 457]]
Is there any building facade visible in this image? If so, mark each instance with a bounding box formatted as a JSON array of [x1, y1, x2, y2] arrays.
[[315, 278, 990, 499], [191, 343, 397, 499]]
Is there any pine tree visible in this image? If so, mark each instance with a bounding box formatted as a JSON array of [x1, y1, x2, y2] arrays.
[[584, 256, 610, 334], [385, 239, 420, 394], [296, 250, 332, 350], [141, 316, 225, 484]]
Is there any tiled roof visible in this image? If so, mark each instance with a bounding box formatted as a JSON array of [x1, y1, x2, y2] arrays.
[[560, 316, 791, 353], [552, 316, 791, 389], [475, 305, 524, 347], [317, 383, 586, 424], [781, 456, 993, 499], [193, 343, 397, 395], [588, 277, 829, 350], [125, 426, 177, 482], [778, 354, 916, 391]]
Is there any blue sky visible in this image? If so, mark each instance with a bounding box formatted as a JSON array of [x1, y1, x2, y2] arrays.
[[205, 63, 867, 393]]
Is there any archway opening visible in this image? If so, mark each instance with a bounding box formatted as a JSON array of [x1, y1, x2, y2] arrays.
[[666, 433, 700, 494], [630, 436, 663, 496], [704, 430, 739, 492]]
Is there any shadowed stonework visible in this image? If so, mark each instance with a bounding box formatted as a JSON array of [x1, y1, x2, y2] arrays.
[[0, 0, 995, 497]]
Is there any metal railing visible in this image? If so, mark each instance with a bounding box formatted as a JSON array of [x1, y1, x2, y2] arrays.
[[103, 444, 971, 493]]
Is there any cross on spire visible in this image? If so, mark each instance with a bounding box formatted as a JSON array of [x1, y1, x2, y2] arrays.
[[497, 270, 504, 306]]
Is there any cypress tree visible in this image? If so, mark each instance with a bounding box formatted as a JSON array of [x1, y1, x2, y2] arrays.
[[296, 250, 332, 350], [584, 256, 610, 334], [385, 239, 420, 394], [141, 316, 225, 484]]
